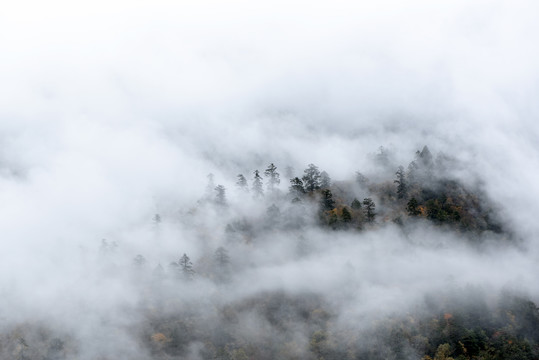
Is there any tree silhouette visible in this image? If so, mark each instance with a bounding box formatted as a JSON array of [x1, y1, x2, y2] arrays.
[[363, 198, 376, 223], [171, 253, 195, 281], [320, 189, 335, 211], [215, 185, 227, 207], [264, 163, 280, 192], [289, 177, 305, 201], [407, 197, 421, 216], [236, 174, 248, 192], [302, 164, 321, 193], [394, 165, 407, 199], [252, 170, 264, 198], [341, 207, 352, 223]]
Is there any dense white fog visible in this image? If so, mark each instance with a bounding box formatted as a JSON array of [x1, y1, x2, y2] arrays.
[[1, 1, 538, 359]]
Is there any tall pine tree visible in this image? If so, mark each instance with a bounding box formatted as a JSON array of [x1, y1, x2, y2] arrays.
[[252, 170, 264, 198]]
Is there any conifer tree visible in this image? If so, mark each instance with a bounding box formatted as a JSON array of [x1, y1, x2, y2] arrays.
[[363, 198, 376, 222], [236, 174, 248, 192], [252, 170, 264, 198], [351, 198, 362, 210], [394, 165, 407, 199], [215, 185, 227, 207], [341, 207, 352, 223], [264, 163, 280, 192], [178, 253, 195, 281], [302, 164, 321, 193], [320, 189, 335, 211], [289, 177, 305, 201]]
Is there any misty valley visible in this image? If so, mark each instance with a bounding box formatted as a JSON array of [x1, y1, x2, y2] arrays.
[[2, 146, 538, 360]]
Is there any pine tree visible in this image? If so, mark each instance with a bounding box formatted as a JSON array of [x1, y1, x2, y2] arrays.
[[236, 174, 248, 192], [178, 253, 195, 280], [302, 164, 321, 193], [418, 145, 433, 167], [252, 170, 264, 198], [264, 163, 280, 192], [214, 247, 230, 267], [320, 189, 335, 211], [215, 184, 227, 207], [351, 198, 362, 210], [341, 207, 352, 223], [289, 177, 305, 201], [394, 165, 407, 199], [363, 198, 376, 222]]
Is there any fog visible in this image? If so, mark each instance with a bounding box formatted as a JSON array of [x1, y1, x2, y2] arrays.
[[1, 0, 539, 359]]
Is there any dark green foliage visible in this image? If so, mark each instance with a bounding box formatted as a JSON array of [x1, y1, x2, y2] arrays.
[[407, 197, 421, 216], [403, 179, 504, 233], [289, 177, 305, 201], [2, 289, 538, 360], [302, 163, 321, 193], [351, 198, 362, 210], [320, 189, 335, 211], [0, 147, 519, 360], [394, 165, 407, 199], [328, 211, 338, 229], [341, 207, 352, 223], [363, 198, 376, 222]]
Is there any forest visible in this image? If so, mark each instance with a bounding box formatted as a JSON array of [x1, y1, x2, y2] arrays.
[[3, 1, 538, 359], [1, 146, 536, 360]]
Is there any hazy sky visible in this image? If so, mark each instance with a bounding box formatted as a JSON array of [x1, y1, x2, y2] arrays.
[[0, 1, 538, 358]]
